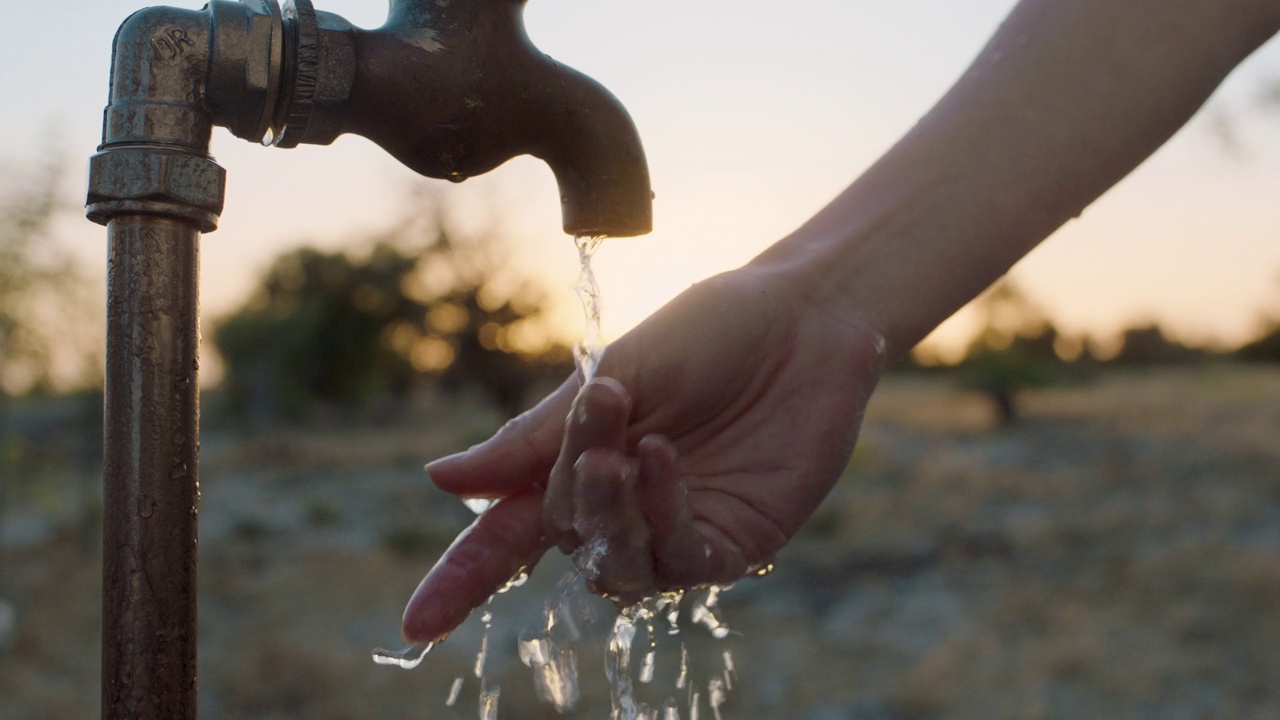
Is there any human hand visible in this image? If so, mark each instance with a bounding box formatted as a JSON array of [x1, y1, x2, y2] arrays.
[[401, 265, 887, 644]]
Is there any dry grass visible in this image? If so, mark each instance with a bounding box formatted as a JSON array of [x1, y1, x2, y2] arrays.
[[3, 367, 1279, 718]]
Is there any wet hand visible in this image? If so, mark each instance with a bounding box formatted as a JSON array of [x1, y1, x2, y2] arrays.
[[401, 268, 887, 644]]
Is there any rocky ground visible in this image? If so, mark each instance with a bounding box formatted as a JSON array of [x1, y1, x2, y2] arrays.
[[2, 366, 1279, 719]]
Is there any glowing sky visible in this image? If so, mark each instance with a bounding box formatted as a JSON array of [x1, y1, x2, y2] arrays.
[[5, 0, 1280, 361]]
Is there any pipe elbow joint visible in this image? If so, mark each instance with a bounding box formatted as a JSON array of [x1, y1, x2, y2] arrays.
[[100, 6, 215, 150]]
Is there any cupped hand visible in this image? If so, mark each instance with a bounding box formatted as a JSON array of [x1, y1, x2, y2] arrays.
[[401, 265, 887, 644]]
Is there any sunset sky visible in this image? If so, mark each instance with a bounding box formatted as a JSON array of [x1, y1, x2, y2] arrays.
[[5, 0, 1280, 366]]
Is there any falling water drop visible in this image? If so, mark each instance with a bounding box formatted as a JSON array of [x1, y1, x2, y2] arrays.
[[474, 610, 493, 678], [497, 569, 530, 594], [722, 650, 736, 691], [691, 588, 731, 640], [372, 642, 433, 669], [445, 677, 464, 707], [708, 677, 727, 720], [676, 644, 689, 690], [661, 591, 683, 635], [479, 687, 500, 720], [606, 610, 640, 719], [640, 647, 656, 684]]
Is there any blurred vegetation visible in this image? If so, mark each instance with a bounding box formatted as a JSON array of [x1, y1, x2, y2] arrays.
[[0, 157, 102, 589], [0, 158, 99, 398], [947, 279, 1237, 427], [1237, 322, 1280, 362], [213, 193, 572, 426], [956, 282, 1070, 426], [1236, 278, 1280, 363]]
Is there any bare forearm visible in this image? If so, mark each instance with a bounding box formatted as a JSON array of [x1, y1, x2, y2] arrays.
[[756, 0, 1280, 358]]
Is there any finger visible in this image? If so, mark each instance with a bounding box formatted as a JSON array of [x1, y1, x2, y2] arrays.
[[401, 491, 549, 644], [426, 377, 577, 498], [635, 434, 747, 588], [571, 449, 655, 603], [544, 377, 631, 554]]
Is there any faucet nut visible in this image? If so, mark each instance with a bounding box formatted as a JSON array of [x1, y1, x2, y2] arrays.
[[208, 0, 285, 143], [86, 146, 227, 232]]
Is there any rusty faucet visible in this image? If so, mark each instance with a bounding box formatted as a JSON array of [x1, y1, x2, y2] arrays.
[[86, 1, 651, 716]]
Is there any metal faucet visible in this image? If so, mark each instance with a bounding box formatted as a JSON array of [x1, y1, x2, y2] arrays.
[[86, 1, 651, 716]]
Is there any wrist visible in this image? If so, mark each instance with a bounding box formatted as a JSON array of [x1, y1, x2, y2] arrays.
[[746, 167, 968, 364]]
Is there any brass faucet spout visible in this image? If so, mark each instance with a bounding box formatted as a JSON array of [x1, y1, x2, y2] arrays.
[[343, 0, 653, 236]]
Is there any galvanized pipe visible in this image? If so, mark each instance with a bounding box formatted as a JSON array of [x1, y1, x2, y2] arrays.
[[101, 215, 201, 719]]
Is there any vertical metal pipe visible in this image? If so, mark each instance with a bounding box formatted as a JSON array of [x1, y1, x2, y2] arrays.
[[102, 215, 200, 720]]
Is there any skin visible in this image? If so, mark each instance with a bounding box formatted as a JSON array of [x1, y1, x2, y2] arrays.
[[402, 0, 1280, 644]]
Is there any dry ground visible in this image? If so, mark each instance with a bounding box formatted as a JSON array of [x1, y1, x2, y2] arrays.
[[2, 367, 1279, 719]]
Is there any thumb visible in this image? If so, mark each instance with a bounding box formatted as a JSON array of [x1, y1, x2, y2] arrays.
[[427, 376, 577, 498]]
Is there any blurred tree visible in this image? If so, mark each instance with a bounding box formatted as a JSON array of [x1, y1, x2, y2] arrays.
[[1235, 273, 1280, 363], [1237, 323, 1280, 362], [959, 281, 1067, 426], [0, 158, 97, 397], [1111, 323, 1206, 366], [214, 194, 570, 424], [0, 154, 104, 589]]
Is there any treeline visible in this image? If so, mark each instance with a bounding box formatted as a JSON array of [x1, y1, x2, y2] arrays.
[[5, 161, 1280, 431], [211, 198, 573, 427], [910, 281, 1280, 425]]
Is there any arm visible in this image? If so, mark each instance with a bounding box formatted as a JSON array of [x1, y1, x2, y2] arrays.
[[402, 0, 1280, 644], [757, 0, 1280, 357]]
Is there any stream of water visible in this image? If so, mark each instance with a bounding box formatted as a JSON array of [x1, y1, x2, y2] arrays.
[[573, 235, 606, 383]]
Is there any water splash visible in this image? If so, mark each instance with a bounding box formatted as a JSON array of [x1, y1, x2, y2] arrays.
[[690, 587, 731, 640], [660, 592, 684, 635], [513, 569, 590, 713], [518, 634, 580, 711], [371, 642, 433, 669], [573, 234, 606, 382], [639, 646, 657, 684], [676, 644, 689, 690], [377, 578, 742, 717], [606, 610, 640, 719], [708, 677, 727, 720], [573, 535, 610, 580]]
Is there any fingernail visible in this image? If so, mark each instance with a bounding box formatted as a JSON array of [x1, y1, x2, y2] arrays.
[[575, 378, 629, 425], [425, 448, 469, 472], [592, 376, 627, 397]]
